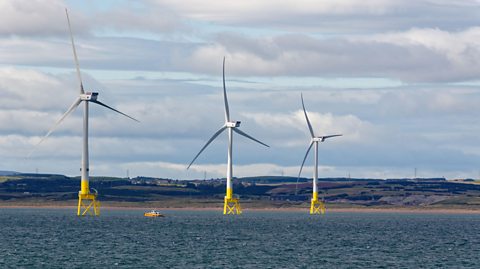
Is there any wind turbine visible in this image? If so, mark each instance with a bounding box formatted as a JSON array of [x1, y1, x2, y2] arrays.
[[187, 57, 269, 215], [33, 9, 139, 216], [297, 94, 341, 214]]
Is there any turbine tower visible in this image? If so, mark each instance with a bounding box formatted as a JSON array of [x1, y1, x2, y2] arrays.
[[34, 9, 139, 216], [298, 94, 341, 214], [188, 57, 269, 215]]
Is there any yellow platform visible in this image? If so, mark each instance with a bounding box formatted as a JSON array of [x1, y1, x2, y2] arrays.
[[310, 192, 325, 214], [224, 197, 242, 215], [77, 192, 100, 216], [310, 199, 326, 214]]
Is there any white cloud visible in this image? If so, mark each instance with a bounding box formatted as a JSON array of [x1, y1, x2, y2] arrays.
[[0, 0, 88, 36], [3, 26, 480, 83], [365, 27, 480, 81], [93, 2, 185, 34], [155, 0, 406, 26], [150, 0, 480, 33], [0, 68, 72, 110], [178, 30, 480, 82], [241, 110, 374, 144]]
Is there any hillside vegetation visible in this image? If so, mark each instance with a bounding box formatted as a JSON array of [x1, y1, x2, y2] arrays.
[[1, 173, 479, 209]]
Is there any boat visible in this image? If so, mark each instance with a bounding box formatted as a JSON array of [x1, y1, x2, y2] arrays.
[[144, 210, 164, 217]]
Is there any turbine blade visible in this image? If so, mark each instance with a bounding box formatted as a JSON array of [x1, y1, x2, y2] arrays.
[[232, 128, 269, 148], [187, 126, 227, 169], [65, 9, 84, 94], [91, 100, 139, 122], [297, 141, 314, 179], [301, 93, 315, 138], [223, 57, 230, 122], [321, 134, 342, 141], [28, 97, 82, 156]]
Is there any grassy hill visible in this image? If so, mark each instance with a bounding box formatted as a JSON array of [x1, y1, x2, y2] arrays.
[[0, 173, 479, 209]]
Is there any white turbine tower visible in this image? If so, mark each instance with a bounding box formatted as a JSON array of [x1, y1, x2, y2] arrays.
[[298, 94, 341, 214], [33, 9, 139, 216], [187, 57, 269, 215]]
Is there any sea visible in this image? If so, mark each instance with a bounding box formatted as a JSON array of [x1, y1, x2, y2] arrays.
[[0, 208, 479, 268]]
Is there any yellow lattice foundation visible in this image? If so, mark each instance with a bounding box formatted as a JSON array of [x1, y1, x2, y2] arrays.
[[77, 192, 100, 216], [223, 188, 242, 215], [310, 199, 326, 214], [310, 192, 325, 215], [224, 197, 242, 215]]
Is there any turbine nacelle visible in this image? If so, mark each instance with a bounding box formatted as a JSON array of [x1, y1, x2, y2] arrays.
[[312, 135, 342, 143], [226, 121, 241, 128], [297, 93, 343, 188], [312, 134, 343, 143], [80, 92, 98, 101], [187, 58, 269, 171], [30, 8, 139, 216]]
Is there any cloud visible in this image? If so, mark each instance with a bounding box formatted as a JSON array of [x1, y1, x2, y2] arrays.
[[184, 28, 480, 82], [160, 0, 398, 20], [93, 1, 186, 34], [3, 24, 480, 83], [241, 110, 372, 144], [154, 0, 480, 32], [3, 67, 480, 179], [365, 27, 480, 81], [191, 32, 450, 82], [0, 0, 181, 37], [0, 0, 89, 37], [0, 68, 71, 110]]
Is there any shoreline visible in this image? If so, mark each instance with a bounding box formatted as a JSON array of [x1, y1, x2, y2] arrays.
[[1, 204, 480, 214]]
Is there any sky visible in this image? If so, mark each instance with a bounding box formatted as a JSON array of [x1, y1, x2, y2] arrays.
[[2, 0, 480, 180]]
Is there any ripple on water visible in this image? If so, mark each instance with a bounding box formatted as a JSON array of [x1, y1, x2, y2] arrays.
[[0, 209, 479, 268]]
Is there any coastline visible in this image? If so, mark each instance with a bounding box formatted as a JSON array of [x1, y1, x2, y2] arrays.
[[1, 203, 480, 214]]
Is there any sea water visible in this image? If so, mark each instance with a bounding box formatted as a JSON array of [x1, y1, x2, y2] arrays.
[[0, 208, 479, 268]]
